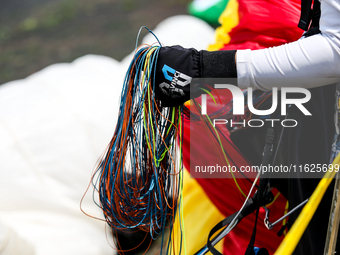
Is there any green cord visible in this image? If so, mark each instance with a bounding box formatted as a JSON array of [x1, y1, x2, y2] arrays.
[[197, 101, 247, 198]]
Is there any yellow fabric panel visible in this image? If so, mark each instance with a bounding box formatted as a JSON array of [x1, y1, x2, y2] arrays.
[[208, 0, 239, 51], [171, 170, 225, 255]]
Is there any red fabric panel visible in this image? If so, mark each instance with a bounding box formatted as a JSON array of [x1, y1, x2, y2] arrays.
[[220, 0, 302, 51]]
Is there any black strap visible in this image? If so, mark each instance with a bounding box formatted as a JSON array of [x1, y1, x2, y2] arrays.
[[206, 212, 240, 255], [298, 0, 321, 31], [298, 0, 313, 30], [197, 192, 274, 255], [311, 0, 321, 28], [206, 197, 258, 255], [244, 208, 260, 255], [244, 127, 274, 255]]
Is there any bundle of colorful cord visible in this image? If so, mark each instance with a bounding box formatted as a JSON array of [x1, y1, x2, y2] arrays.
[[90, 28, 184, 254]]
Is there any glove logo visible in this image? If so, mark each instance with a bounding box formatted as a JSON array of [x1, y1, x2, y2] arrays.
[[162, 64, 192, 88]]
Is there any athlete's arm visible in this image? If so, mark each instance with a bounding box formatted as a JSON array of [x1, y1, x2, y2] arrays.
[[236, 0, 340, 90]]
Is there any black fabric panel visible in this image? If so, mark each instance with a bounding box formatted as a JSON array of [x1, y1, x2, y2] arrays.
[[267, 84, 336, 254], [285, 84, 337, 255], [230, 84, 337, 254]]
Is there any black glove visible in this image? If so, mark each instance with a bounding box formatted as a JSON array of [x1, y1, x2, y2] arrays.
[[155, 45, 237, 107]]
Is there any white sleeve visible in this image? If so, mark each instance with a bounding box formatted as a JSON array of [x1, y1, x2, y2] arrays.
[[237, 0, 340, 90]]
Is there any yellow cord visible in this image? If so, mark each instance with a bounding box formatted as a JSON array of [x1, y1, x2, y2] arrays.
[[274, 152, 340, 255], [194, 99, 247, 198], [266, 192, 281, 207], [282, 201, 289, 236]]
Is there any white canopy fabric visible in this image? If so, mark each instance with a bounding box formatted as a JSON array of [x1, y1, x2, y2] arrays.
[[0, 15, 214, 255]]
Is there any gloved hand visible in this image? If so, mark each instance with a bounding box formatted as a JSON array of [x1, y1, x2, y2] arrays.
[[155, 45, 237, 106]]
